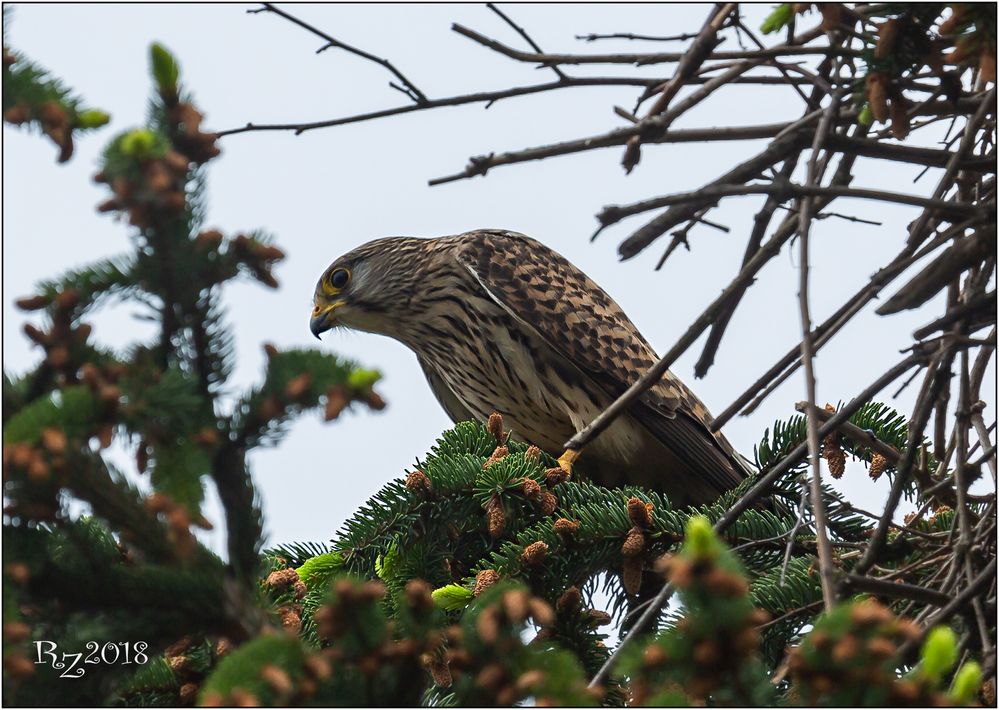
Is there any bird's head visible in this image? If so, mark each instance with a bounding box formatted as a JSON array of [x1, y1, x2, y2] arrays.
[[310, 237, 429, 340]]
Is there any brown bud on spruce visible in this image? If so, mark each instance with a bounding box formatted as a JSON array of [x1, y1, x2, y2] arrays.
[[476, 607, 502, 645], [483, 445, 509, 469], [627, 497, 653, 527], [889, 93, 911, 140], [583, 609, 612, 627], [278, 605, 302, 634], [486, 496, 506, 538], [521, 541, 549, 567], [54, 289, 80, 311], [502, 588, 530, 622], [405, 469, 432, 496], [643, 644, 668, 668], [405, 579, 434, 611], [23, 323, 49, 346], [265, 568, 300, 591], [521, 477, 542, 502], [261, 665, 293, 695], [473, 569, 500, 597], [428, 657, 453, 688], [4, 105, 31, 125], [258, 395, 283, 421], [822, 435, 846, 478], [866, 637, 897, 659], [704, 567, 749, 598], [868, 452, 889, 480], [364, 390, 386, 410], [817, 3, 845, 31], [15, 294, 50, 311], [866, 73, 890, 123], [167, 655, 193, 676], [195, 228, 224, 251], [28, 457, 50, 483], [324, 385, 350, 421], [3, 621, 31, 644], [486, 412, 506, 442], [539, 491, 558, 516], [283, 373, 312, 401], [981, 48, 997, 84], [5, 563, 30, 585], [230, 689, 260, 707], [875, 19, 901, 60], [524, 445, 541, 464], [553, 517, 580, 539], [556, 586, 581, 615], [622, 556, 643, 596], [622, 526, 646, 557], [3, 654, 35, 680], [516, 669, 545, 692], [849, 599, 892, 627], [40, 427, 67, 454], [528, 598, 555, 627], [178, 682, 198, 705], [46, 345, 70, 369], [544, 467, 568, 488], [96, 424, 114, 449]]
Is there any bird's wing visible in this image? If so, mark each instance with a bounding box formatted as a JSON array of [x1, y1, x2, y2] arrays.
[[417, 356, 478, 424], [453, 229, 746, 492]]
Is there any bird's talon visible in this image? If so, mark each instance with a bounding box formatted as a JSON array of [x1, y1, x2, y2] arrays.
[[557, 448, 580, 476]]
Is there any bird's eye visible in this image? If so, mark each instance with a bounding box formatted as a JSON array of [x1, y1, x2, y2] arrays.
[[328, 268, 350, 291]]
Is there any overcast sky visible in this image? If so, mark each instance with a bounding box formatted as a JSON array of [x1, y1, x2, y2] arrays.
[[4, 3, 995, 553]]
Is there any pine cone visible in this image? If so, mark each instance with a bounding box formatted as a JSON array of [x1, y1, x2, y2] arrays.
[[822, 434, 846, 478], [868, 452, 889, 480]]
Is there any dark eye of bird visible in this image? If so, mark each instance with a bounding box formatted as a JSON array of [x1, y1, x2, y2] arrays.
[[329, 269, 350, 290]]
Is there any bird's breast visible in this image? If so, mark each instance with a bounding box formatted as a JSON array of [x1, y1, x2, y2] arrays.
[[414, 302, 645, 462]]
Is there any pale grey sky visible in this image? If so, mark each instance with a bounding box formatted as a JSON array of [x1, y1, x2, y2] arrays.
[[4, 3, 994, 552]]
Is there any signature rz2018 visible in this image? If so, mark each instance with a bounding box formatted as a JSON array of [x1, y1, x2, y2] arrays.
[[34, 641, 149, 678]]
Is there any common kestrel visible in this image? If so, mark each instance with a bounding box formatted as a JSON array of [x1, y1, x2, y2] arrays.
[[311, 229, 749, 505]]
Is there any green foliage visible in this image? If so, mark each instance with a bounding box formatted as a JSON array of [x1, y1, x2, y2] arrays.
[[4, 27, 991, 710], [3, 38, 382, 708], [149, 43, 179, 96], [3, 10, 110, 161], [761, 4, 794, 34], [918, 625, 959, 683]]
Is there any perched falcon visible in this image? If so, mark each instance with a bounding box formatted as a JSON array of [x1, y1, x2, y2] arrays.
[[311, 229, 749, 505]]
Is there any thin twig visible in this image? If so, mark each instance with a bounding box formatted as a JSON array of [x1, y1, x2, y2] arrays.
[[256, 3, 428, 104], [795, 78, 841, 611], [487, 3, 567, 80]]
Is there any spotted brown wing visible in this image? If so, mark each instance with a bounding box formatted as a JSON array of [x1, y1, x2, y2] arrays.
[[453, 229, 746, 495]]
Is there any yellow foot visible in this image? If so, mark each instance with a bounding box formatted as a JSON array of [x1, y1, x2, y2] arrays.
[[557, 448, 580, 477]]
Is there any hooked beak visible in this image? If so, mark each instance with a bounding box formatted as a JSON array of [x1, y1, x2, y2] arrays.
[[310, 302, 339, 339]]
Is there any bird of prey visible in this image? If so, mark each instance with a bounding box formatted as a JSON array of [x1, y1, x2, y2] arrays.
[[311, 229, 749, 506]]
